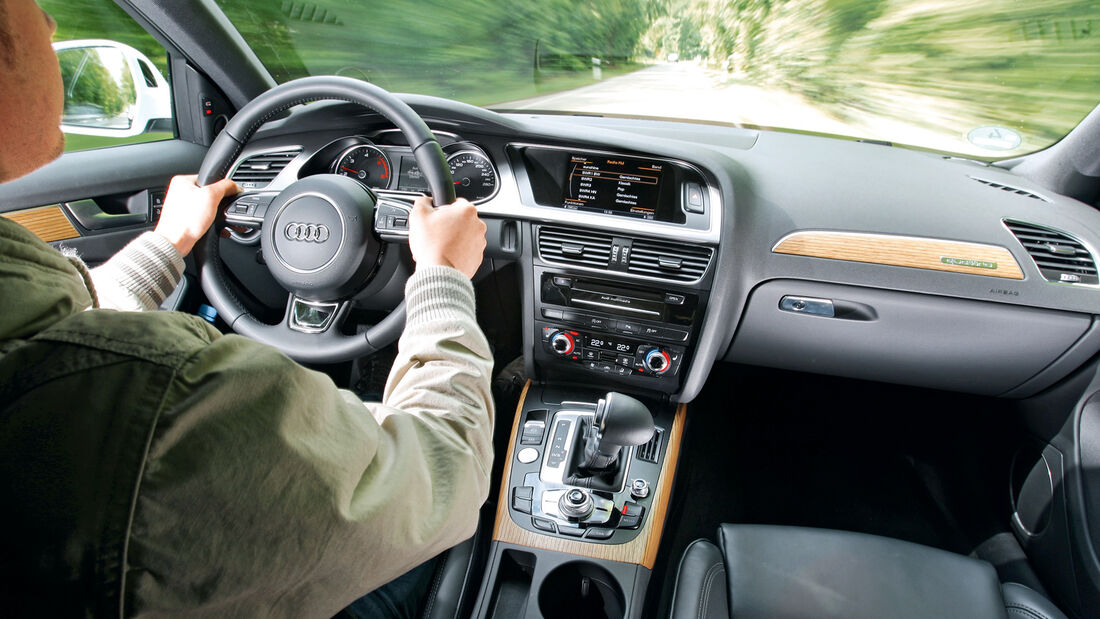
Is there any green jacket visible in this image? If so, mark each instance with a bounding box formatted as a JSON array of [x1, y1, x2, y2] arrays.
[[0, 217, 495, 617]]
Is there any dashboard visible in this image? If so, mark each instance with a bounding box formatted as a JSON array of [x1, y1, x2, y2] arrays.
[[218, 95, 1100, 402]]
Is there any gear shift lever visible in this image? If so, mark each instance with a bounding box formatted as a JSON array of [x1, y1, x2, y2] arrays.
[[580, 392, 655, 471]]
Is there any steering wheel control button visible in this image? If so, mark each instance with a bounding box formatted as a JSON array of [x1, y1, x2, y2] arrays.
[[559, 489, 595, 520], [374, 200, 413, 240], [531, 517, 557, 534], [517, 447, 539, 464], [225, 193, 276, 225], [779, 295, 836, 317], [630, 478, 650, 500]]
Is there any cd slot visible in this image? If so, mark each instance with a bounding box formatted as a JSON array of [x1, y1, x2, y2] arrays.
[[540, 272, 698, 328], [570, 290, 662, 318]]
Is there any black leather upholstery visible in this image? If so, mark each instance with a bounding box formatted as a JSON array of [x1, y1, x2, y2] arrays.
[[671, 525, 1068, 619], [669, 539, 729, 619], [421, 518, 487, 619], [1002, 583, 1069, 619]]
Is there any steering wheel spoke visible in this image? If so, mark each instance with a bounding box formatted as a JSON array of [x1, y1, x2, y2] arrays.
[[286, 295, 348, 334]]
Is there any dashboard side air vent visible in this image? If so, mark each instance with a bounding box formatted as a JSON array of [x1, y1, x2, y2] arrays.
[[627, 238, 713, 282], [230, 148, 302, 188], [537, 226, 614, 269], [1005, 220, 1098, 285], [971, 176, 1051, 203], [637, 427, 664, 463]]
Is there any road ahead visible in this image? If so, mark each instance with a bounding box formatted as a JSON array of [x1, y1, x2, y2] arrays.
[[497, 62, 990, 157]]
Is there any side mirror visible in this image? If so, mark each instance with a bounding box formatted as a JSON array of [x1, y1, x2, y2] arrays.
[[52, 39, 172, 138]]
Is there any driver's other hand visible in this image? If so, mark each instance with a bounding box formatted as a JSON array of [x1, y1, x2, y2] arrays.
[[155, 174, 240, 257], [408, 196, 486, 279]]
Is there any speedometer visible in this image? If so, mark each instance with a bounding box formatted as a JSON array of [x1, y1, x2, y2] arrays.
[[333, 144, 391, 189], [447, 151, 498, 203]]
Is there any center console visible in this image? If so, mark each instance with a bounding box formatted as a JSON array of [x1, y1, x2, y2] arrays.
[[472, 384, 685, 619], [468, 143, 717, 618]]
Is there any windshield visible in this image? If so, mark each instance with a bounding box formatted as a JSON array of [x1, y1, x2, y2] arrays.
[[216, 0, 1099, 160]]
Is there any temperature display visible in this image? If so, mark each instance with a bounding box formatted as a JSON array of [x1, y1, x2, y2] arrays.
[[585, 336, 637, 354]]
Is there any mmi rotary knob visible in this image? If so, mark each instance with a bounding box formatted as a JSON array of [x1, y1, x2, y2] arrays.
[[558, 488, 594, 520]]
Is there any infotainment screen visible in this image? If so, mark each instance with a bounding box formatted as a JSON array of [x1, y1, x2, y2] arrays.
[[562, 154, 664, 220]]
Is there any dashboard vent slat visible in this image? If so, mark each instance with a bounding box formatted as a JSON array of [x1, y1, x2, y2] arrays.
[[627, 239, 712, 282], [230, 149, 301, 188], [538, 226, 614, 269], [1005, 220, 1098, 285], [970, 176, 1052, 203]]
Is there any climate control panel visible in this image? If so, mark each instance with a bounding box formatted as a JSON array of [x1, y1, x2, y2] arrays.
[[539, 325, 685, 378]]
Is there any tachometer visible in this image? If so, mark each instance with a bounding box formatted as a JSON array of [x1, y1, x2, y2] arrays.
[[447, 151, 498, 203], [333, 144, 391, 189]]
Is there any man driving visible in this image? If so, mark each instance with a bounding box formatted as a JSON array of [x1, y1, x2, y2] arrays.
[[0, 0, 494, 616]]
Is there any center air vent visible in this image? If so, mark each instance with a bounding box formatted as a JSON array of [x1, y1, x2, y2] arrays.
[[1005, 220, 1098, 285], [627, 238, 712, 282], [230, 148, 301, 188], [537, 226, 613, 269]]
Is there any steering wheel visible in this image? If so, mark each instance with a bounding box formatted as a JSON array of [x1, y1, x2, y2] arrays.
[[194, 76, 456, 363]]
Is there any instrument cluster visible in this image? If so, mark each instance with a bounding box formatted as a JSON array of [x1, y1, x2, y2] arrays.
[[329, 134, 499, 203]]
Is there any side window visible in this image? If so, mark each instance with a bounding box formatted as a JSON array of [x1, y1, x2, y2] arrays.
[[41, 0, 174, 153]]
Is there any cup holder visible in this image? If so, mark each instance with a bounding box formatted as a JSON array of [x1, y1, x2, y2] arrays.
[[537, 561, 625, 619]]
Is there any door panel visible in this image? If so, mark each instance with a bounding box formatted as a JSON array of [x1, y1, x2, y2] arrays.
[[0, 140, 206, 264]]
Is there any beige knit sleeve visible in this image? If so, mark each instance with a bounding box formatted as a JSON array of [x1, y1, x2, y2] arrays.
[[88, 232, 185, 311]]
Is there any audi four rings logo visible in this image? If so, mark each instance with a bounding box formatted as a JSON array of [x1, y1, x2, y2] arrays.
[[284, 223, 330, 242]]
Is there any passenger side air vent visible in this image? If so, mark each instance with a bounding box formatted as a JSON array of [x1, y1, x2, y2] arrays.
[[230, 148, 301, 188], [537, 226, 614, 269], [627, 238, 712, 282], [970, 176, 1051, 203], [637, 427, 664, 464], [1005, 220, 1098, 285]]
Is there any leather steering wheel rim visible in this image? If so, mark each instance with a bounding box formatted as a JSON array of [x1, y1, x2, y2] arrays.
[[194, 76, 456, 363]]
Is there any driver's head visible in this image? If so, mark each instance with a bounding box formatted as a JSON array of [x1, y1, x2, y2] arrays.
[[0, 0, 64, 183]]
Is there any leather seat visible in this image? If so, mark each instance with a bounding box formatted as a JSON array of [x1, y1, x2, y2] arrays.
[[671, 524, 1067, 619]]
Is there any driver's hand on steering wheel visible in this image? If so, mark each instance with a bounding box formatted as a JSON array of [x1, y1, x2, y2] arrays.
[[408, 196, 486, 279], [155, 174, 240, 257]]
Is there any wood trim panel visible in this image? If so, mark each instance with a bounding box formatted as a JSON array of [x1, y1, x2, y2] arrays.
[[1, 205, 79, 242], [773, 230, 1024, 279], [493, 381, 687, 569]]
